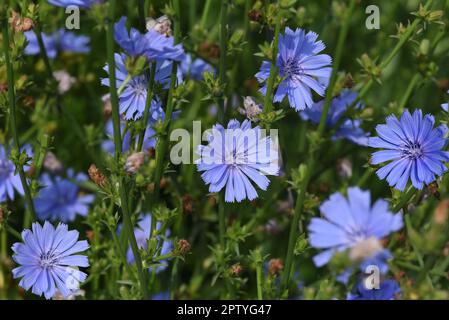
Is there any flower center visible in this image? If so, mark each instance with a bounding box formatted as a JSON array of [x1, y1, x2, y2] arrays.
[[130, 76, 148, 96], [281, 57, 303, 78], [403, 141, 423, 159], [40, 252, 58, 269]]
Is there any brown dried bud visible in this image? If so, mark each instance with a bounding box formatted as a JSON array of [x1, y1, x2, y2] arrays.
[[177, 239, 191, 255], [85, 230, 95, 242], [248, 9, 263, 22], [9, 11, 34, 32], [22, 96, 35, 109], [434, 199, 449, 225], [0, 83, 7, 93], [230, 263, 243, 276], [182, 194, 193, 214], [88, 164, 107, 187], [125, 152, 145, 174], [21, 18, 34, 31], [159, 177, 168, 189], [343, 73, 354, 88], [268, 258, 284, 275]]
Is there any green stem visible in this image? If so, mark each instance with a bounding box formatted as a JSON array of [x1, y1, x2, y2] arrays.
[[34, 22, 53, 78], [256, 261, 263, 300], [1, 15, 37, 226], [392, 186, 416, 212], [218, 0, 227, 122], [105, 0, 148, 299], [263, 10, 282, 112], [280, 0, 357, 296], [137, 62, 157, 151], [200, 0, 213, 29], [399, 73, 421, 110], [218, 193, 226, 248]]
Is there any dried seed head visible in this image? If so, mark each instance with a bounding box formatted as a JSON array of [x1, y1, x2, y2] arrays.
[[268, 258, 284, 275], [88, 164, 107, 187], [182, 194, 193, 214], [102, 94, 112, 119], [125, 152, 145, 174], [177, 239, 191, 255], [43, 152, 63, 174], [349, 237, 383, 261], [248, 9, 263, 22], [434, 199, 449, 225], [230, 263, 243, 276]]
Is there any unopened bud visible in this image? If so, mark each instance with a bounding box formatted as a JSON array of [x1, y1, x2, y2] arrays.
[[177, 239, 191, 255], [125, 152, 145, 174], [88, 164, 107, 187], [268, 258, 284, 275]]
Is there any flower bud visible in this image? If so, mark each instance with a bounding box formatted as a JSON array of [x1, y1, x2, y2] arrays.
[[177, 239, 191, 255], [88, 164, 107, 187]]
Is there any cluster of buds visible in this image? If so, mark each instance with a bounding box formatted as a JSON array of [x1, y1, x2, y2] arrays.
[[9, 11, 33, 33], [88, 164, 107, 187], [125, 152, 145, 174], [146, 15, 172, 37], [268, 258, 284, 276]]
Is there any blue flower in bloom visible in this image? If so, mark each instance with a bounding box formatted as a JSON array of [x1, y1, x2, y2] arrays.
[[152, 291, 170, 300], [24, 29, 90, 58], [47, 0, 100, 8], [102, 117, 159, 154], [12, 222, 89, 299], [180, 54, 215, 80], [196, 119, 280, 203], [300, 89, 369, 146], [114, 16, 185, 62], [308, 187, 403, 267], [347, 279, 400, 300], [256, 28, 332, 111], [122, 214, 172, 273], [102, 53, 181, 120], [34, 170, 94, 223], [442, 90, 448, 112], [369, 109, 449, 191], [0, 144, 32, 203]]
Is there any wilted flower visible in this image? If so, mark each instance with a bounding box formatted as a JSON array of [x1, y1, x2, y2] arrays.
[[369, 109, 449, 191], [53, 70, 76, 94], [12, 222, 89, 299], [34, 170, 94, 223], [125, 152, 145, 173], [308, 187, 403, 267], [238, 96, 263, 122], [146, 15, 172, 36], [196, 119, 279, 203], [256, 27, 332, 111]]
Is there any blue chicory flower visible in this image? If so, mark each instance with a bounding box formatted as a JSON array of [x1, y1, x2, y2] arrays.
[[300, 89, 369, 146], [102, 53, 181, 120], [47, 0, 101, 8], [34, 169, 94, 223], [114, 16, 185, 62], [347, 279, 400, 300], [308, 187, 403, 267], [24, 29, 90, 58], [180, 54, 215, 80], [369, 109, 449, 191], [12, 221, 89, 299], [196, 119, 280, 203], [256, 27, 332, 111]]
